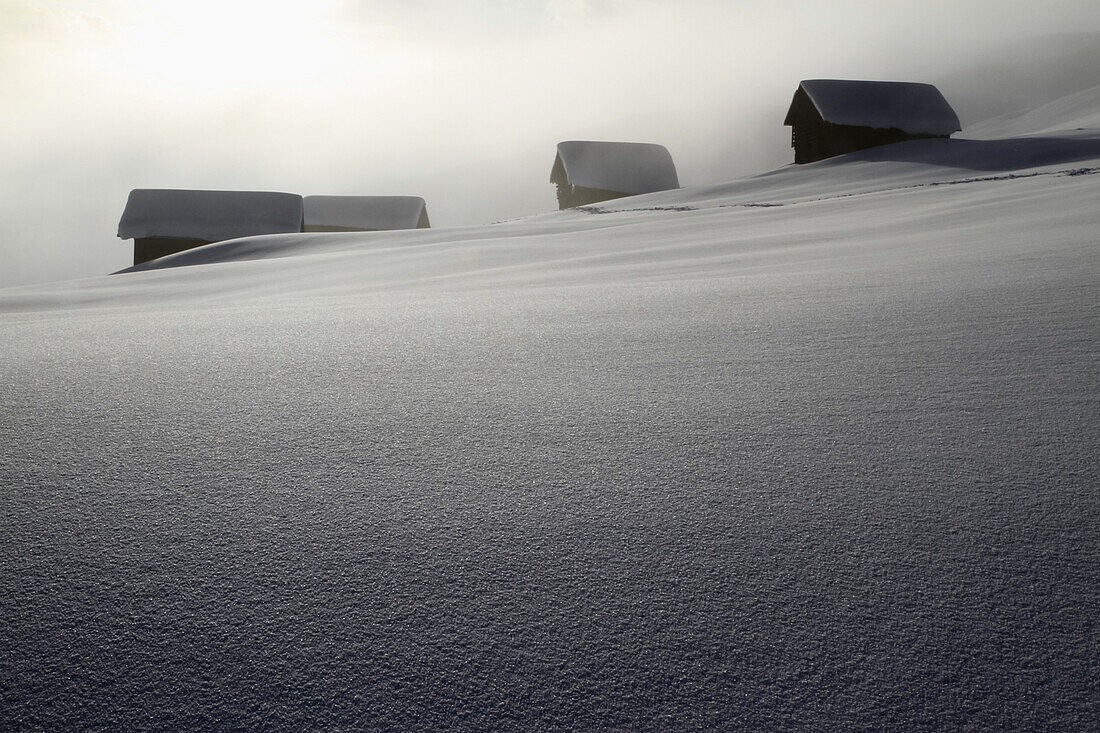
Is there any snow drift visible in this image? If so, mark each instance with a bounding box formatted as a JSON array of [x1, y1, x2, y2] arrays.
[[1, 86, 1097, 731]]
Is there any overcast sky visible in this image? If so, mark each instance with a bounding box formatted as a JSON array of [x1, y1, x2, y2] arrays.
[[2, 0, 1099, 287]]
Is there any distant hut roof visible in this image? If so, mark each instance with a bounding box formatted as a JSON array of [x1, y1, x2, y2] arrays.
[[117, 189, 303, 241], [784, 80, 961, 136], [551, 141, 679, 195], [302, 195, 429, 232]]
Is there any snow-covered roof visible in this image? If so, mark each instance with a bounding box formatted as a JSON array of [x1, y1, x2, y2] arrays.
[[551, 141, 679, 195], [786, 80, 961, 136], [303, 196, 429, 232], [118, 189, 303, 241]]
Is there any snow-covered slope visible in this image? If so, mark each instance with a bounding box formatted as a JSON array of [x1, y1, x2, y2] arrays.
[[964, 83, 1100, 139], [1, 93, 1098, 730]]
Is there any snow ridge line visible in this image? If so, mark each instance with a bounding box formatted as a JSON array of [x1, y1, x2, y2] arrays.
[[575, 166, 1099, 215], [784, 165, 1100, 207]]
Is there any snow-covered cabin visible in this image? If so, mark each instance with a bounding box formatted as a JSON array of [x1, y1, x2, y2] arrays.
[[302, 196, 430, 232], [784, 80, 961, 163], [550, 141, 679, 209], [118, 189, 304, 265]]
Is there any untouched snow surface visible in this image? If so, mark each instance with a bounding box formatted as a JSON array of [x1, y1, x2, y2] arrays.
[[2, 107, 1098, 729]]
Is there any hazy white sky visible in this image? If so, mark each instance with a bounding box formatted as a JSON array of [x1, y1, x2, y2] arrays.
[[2, 0, 1099, 286]]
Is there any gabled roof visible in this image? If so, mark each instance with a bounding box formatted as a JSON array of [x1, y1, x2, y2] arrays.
[[551, 141, 679, 195], [118, 189, 303, 241], [784, 79, 961, 136], [303, 196, 429, 232]]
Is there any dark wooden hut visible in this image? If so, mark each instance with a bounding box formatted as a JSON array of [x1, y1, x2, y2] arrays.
[[302, 196, 430, 232], [118, 189, 304, 265], [784, 80, 961, 164], [550, 141, 679, 209]]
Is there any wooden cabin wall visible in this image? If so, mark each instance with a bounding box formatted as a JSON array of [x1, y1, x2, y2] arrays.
[[133, 236, 211, 266], [567, 186, 629, 208], [555, 184, 634, 209], [792, 120, 945, 163], [555, 182, 575, 210], [791, 118, 829, 163]]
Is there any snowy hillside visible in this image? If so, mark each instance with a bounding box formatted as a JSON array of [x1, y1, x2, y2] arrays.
[[1, 91, 1098, 730], [963, 83, 1100, 138]]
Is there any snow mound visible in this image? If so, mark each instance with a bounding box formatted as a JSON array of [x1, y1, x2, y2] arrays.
[[117, 189, 303, 242]]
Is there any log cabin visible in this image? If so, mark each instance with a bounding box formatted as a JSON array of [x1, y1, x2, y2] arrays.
[[784, 80, 961, 164], [117, 189, 304, 265], [550, 141, 679, 209]]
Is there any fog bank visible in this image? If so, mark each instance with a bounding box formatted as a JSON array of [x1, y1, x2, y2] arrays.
[[1, 0, 1099, 286]]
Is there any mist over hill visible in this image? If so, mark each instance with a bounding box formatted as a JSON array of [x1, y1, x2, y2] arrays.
[[935, 32, 1100, 127], [3, 14, 1100, 288]]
